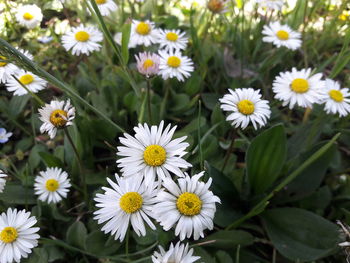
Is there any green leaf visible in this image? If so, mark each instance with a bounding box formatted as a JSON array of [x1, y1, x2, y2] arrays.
[[66, 221, 87, 249], [85, 230, 121, 256], [246, 124, 287, 194], [0, 183, 36, 205], [262, 207, 340, 261], [8, 95, 30, 117], [121, 22, 131, 64], [216, 251, 233, 263], [200, 230, 254, 249], [39, 152, 64, 168]]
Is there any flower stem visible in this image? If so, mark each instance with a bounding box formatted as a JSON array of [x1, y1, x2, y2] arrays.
[[221, 130, 235, 172], [146, 79, 153, 124]]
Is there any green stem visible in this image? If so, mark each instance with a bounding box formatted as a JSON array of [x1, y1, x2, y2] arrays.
[[146, 79, 153, 124], [125, 227, 130, 260], [198, 100, 203, 170]]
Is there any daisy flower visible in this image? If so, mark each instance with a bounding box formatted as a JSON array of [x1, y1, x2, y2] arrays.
[[130, 20, 159, 47], [0, 128, 12, 144], [113, 32, 137, 48], [135, 52, 160, 77], [94, 174, 158, 242], [272, 68, 325, 109], [15, 4, 43, 29], [0, 170, 7, 193], [152, 241, 200, 263], [320, 79, 350, 117], [207, 0, 229, 14], [255, 0, 285, 10], [158, 50, 194, 82], [220, 88, 271, 130], [16, 48, 34, 60], [0, 55, 18, 84], [153, 172, 221, 240], [38, 99, 75, 139], [116, 121, 192, 185], [0, 208, 40, 263], [34, 167, 71, 204], [157, 29, 188, 51], [92, 0, 118, 16], [61, 25, 103, 56], [6, 70, 47, 96], [262, 21, 302, 50]]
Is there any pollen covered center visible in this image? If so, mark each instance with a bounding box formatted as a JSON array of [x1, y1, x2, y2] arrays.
[[166, 32, 179, 42], [291, 78, 309, 93], [50, 109, 68, 127], [45, 179, 59, 192], [329, 89, 344, 102], [0, 227, 18, 243], [167, 56, 181, 68], [19, 74, 34, 85], [96, 0, 107, 4], [143, 145, 166, 166], [0, 56, 7, 67], [237, 99, 255, 115], [276, 30, 289, 40], [136, 22, 151, 35], [23, 12, 34, 20], [143, 59, 154, 69], [75, 31, 90, 42], [120, 192, 143, 213], [176, 192, 202, 216], [207, 0, 224, 13]]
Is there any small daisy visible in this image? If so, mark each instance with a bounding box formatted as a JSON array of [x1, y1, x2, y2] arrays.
[[38, 99, 75, 139], [113, 32, 137, 48], [117, 121, 192, 185], [272, 68, 325, 109], [262, 21, 302, 50], [220, 88, 271, 129], [34, 167, 71, 204], [0, 55, 18, 84], [0, 170, 7, 193], [16, 4, 43, 29], [158, 50, 194, 82], [61, 25, 103, 56], [157, 29, 188, 51], [153, 172, 220, 240], [320, 79, 350, 117], [135, 52, 160, 77], [6, 70, 47, 96], [130, 20, 159, 47], [207, 0, 229, 14], [0, 128, 12, 144], [255, 0, 285, 10], [0, 208, 40, 263], [152, 241, 201, 263], [94, 174, 158, 242]]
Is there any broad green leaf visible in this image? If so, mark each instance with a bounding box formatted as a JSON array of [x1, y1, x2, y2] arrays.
[[39, 152, 64, 168], [216, 251, 233, 263], [66, 221, 87, 249], [0, 184, 36, 205], [246, 124, 287, 194], [85, 231, 120, 256], [24, 248, 49, 263], [262, 207, 340, 261], [200, 230, 254, 249]]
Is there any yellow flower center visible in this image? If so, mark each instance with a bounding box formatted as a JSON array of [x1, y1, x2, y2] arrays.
[[207, 0, 224, 13], [329, 89, 344, 102], [143, 59, 154, 69], [143, 145, 166, 166], [136, 22, 151, 35], [0, 227, 18, 243], [237, 99, 255, 115], [75, 31, 90, 42], [119, 192, 143, 214], [276, 30, 289, 40], [19, 74, 34, 85], [96, 0, 107, 4], [49, 109, 68, 128], [23, 12, 34, 20], [45, 179, 59, 192], [291, 78, 309, 93], [0, 56, 7, 67], [176, 192, 202, 216], [167, 56, 181, 68], [166, 32, 179, 42]]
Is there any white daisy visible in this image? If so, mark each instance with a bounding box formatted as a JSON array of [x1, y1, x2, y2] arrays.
[[16, 48, 34, 61], [38, 99, 75, 139], [34, 167, 71, 204], [116, 121, 192, 185], [0, 208, 40, 263], [158, 50, 194, 82], [94, 174, 158, 242], [255, 0, 285, 10], [135, 52, 160, 77], [113, 32, 137, 48], [6, 70, 47, 96], [91, 0, 117, 16], [207, 0, 229, 14], [220, 88, 271, 129], [320, 79, 350, 117], [130, 20, 159, 47], [15, 4, 43, 29], [61, 25, 103, 56], [0, 128, 12, 144], [262, 21, 302, 50], [272, 68, 325, 109], [152, 241, 201, 263], [0, 55, 18, 84], [153, 172, 221, 241], [157, 29, 188, 51], [0, 170, 7, 193]]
